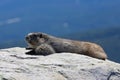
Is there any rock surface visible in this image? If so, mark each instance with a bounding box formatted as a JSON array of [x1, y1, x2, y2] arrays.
[[0, 47, 120, 80]]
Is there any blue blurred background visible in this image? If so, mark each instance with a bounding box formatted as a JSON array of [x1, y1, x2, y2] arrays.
[[0, 0, 120, 63]]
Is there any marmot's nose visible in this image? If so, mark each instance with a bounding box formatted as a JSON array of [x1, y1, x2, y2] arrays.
[[25, 36, 29, 40]]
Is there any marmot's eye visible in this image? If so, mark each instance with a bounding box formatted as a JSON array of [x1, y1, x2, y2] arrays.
[[33, 34, 37, 37]]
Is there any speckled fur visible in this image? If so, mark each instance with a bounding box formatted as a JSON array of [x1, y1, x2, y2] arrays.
[[25, 32, 107, 60]]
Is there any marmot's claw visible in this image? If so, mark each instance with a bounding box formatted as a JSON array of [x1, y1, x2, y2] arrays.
[[26, 47, 34, 50]]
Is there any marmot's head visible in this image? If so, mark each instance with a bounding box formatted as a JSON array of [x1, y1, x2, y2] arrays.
[[25, 32, 49, 48]]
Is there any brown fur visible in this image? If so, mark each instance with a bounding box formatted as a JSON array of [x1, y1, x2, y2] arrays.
[[25, 32, 107, 60]]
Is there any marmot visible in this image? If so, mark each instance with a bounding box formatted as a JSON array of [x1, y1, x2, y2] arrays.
[[25, 32, 107, 60]]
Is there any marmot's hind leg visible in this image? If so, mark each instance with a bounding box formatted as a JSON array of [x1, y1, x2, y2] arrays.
[[35, 43, 55, 56]]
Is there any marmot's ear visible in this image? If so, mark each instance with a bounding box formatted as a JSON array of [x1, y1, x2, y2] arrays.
[[37, 32, 48, 38]]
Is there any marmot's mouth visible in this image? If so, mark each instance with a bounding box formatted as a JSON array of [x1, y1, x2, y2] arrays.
[[28, 41, 38, 46]]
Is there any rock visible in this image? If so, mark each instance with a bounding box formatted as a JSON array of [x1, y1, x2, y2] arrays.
[[0, 47, 120, 80]]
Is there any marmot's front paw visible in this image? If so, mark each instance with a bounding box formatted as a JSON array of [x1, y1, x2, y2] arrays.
[[35, 44, 55, 55], [25, 50, 36, 55]]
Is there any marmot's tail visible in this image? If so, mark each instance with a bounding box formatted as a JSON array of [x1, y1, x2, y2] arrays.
[[93, 52, 107, 60]]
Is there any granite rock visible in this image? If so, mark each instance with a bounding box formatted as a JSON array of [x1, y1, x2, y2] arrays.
[[0, 47, 120, 80]]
